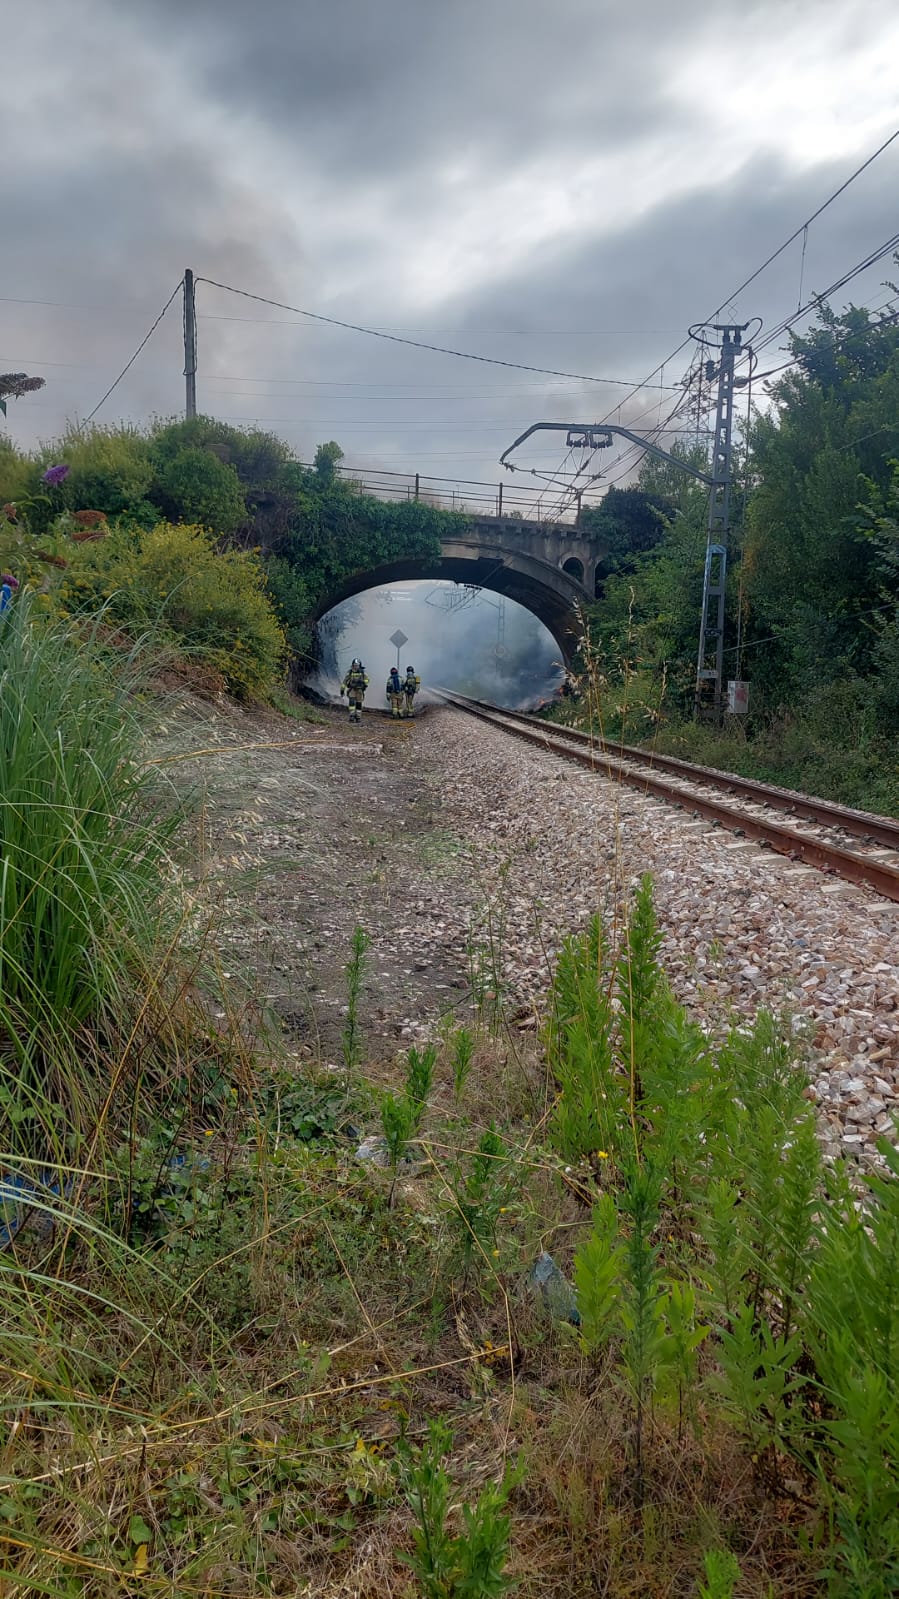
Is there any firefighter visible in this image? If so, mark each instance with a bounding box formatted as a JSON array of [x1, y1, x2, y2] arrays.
[[402, 665, 421, 718], [340, 658, 369, 722], [386, 665, 404, 719]]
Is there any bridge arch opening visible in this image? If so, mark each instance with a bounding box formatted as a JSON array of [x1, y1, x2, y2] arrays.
[[308, 542, 586, 665], [562, 556, 585, 583], [311, 580, 564, 709]]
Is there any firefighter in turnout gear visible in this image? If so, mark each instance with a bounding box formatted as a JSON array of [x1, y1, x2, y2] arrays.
[[386, 665, 404, 718], [340, 659, 369, 722], [402, 666, 420, 718]]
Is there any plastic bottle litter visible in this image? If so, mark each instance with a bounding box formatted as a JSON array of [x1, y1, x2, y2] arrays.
[[528, 1251, 581, 1325]]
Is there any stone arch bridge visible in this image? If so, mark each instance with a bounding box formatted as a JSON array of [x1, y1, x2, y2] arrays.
[[313, 516, 607, 661]]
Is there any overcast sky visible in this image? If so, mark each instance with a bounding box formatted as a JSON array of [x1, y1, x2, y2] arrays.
[[3, 0, 898, 516]]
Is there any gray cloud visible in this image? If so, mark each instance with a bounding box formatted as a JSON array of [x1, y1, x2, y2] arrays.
[[2, 0, 897, 508]]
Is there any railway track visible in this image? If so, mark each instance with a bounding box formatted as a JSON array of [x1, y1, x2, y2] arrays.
[[433, 689, 899, 905]]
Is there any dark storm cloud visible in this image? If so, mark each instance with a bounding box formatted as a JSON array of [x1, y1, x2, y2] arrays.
[[2, 0, 897, 488], [143, 0, 693, 176]]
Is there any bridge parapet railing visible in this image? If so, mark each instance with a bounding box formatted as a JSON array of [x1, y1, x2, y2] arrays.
[[297, 460, 595, 525]]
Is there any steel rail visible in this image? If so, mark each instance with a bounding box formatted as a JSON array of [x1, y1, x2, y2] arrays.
[[433, 690, 899, 904], [454, 697, 899, 851]]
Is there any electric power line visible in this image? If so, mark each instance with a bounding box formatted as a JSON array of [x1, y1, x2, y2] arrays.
[[560, 221, 899, 511], [579, 123, 899, 437], [720, 126, 899, 321], [194, 276, 683, 391], [84, 280, 184, 423]]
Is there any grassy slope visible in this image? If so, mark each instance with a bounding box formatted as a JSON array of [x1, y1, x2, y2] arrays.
[[4, 627, 899, 1596]]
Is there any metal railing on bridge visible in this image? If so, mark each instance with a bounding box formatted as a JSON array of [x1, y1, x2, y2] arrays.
[[300, 461, 597, 524]]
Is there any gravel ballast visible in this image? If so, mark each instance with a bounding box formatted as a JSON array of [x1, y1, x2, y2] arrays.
[[415, 708, 899, 1168]]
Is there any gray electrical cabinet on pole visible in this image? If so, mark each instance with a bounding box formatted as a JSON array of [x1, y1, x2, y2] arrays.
[[183, 269, 197, 421], [694, 323, 746, 718]]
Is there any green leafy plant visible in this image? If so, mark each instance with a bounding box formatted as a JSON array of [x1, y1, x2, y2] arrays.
[[716, 1299, 803, 1457], [381, 1042, 437, 1198], [657, 1279, 710, 1443], [399, 1418, 515, 1599], [62, 519, 286, 698], [574, 1192, 623, 1353], [545, 913, 623, 1163], [450, 1025, 476, 1100], [804, 1141, 899, 1591], [617, 1163, 668, 1504], [448, 1125, 508, 1286], [341, 925, 370, 1075], [697, 1548, 741, 1599]]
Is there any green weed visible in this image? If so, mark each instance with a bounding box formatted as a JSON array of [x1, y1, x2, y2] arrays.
[[342, 924, 370, 1076], [381, 1042, 437, 1197], [398, 1418, 515, 1599]]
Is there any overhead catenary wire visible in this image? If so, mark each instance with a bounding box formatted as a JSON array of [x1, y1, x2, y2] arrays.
[[575, 123, 899, 437], [16, 124, 899, 486], [548, 206, 899, 512], [751, 232, 899, 356], [193, 277, 683, 391], [720, 125, 899, 320], [84, 280, 184, 423]]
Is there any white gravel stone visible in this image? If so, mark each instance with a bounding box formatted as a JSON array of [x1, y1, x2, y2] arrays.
[[416, 709, 899, 1169]]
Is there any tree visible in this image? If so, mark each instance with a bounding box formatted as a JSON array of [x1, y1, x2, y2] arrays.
[[581, 486, 672, 573], [742, 304, 899, 698], [313, 441, 344, 483]]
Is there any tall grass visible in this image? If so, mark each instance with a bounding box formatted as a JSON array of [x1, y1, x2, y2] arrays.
[[0, 596, 180, 1151]]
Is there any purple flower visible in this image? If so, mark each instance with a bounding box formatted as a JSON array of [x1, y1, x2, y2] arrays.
[[42, 463, 70, 486]]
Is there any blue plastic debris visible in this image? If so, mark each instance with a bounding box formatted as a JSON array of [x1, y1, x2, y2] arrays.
[[528, 1251, 581, 1326], [0, 1170, 68, 1250]]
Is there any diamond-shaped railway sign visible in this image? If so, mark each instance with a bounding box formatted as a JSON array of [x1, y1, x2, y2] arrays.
[[389, 629, 408, 650]]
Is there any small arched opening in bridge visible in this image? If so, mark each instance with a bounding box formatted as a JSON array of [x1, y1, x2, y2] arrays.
[[594, 560, 609, 600], [562, 556, 585, 584], [311, 580, 565, 709]]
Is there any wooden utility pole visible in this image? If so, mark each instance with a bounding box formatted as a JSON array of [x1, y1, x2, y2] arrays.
[[183, 269, 197, 420]]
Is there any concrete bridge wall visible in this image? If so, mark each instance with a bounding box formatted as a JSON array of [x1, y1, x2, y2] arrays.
[[469, 516, 605, 597], [310, 516, 606, 663]]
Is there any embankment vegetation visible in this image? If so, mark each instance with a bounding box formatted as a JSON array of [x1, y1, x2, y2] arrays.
[[564, 298, 899, 813], [0, 423, 465, 690], [2, 589, 899, 1593]]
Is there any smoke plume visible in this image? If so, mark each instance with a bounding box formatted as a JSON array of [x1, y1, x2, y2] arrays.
[[312, 581, 564, 708]]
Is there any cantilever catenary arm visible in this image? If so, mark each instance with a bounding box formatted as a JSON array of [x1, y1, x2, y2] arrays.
[[499, 422, 713, 486]]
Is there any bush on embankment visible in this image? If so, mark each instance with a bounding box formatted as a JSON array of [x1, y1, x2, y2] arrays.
[[0, 422, 467, 672], [59, 519, 287, 700], [0, 496, 287, 699]]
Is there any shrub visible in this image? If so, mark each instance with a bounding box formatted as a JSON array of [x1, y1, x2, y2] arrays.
[[152, 446, 246, 535], [399, 1418, 515, 1598], [63, 520, 286, 698], [264, 553, 315, 657], [149, 415, 293, 491], [1, 425, 158, 533]]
